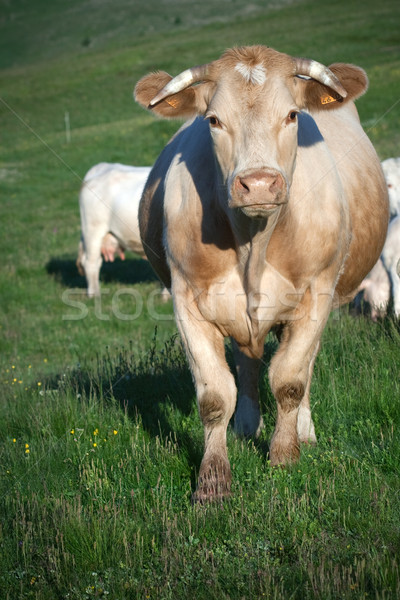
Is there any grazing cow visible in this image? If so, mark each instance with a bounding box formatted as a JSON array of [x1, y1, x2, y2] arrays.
[[381, 216, 400, 317], [381, 157, 400, 218], [358, 216, 400, 320], [135, 45, 389, 502], [77, 162, 151, 297], [358, 158, 400, 318]]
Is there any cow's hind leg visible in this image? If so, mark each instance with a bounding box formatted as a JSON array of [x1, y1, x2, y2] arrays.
[[82, 230, 107, 297], [231, 339, 263, 438], [174, 291, 237, 503], [296, 341, 319, 445]]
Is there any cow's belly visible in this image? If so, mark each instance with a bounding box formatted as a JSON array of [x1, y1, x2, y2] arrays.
[[195, 263, 298, 347], [109, 213, 144, 256]]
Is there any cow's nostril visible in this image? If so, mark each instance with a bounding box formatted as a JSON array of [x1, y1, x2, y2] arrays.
[[238, 177, 250, 193], [270, 174, 283, 193]]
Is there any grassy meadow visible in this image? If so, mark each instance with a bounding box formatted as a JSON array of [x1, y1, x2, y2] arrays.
[[1, 0, 400, 597]]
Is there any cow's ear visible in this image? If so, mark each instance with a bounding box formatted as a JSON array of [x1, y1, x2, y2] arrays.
[[135, 71, 211, 119], [293, 64, 368, 111]]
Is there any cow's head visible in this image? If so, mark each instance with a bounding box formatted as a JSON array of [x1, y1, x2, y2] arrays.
[[381, 157, 400, 219], [135, 46, 368, 218]]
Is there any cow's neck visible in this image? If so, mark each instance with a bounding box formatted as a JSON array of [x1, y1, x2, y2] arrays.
[[229, 209, 281, 336]]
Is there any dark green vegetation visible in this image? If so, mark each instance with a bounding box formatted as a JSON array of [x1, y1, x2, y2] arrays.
[[1, 0, 400, 597]]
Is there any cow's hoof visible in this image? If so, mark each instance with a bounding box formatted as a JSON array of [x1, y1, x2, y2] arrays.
[[269, 433, 300, 467], [192, 486, 231, 505], [192, 455, 231, 504]]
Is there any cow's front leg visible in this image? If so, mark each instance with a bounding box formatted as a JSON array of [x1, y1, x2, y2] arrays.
[[174, 291, 237, 503], [268, 289, 332, 465], [231, 339, 263, 438], [275, 327, 318, 445]]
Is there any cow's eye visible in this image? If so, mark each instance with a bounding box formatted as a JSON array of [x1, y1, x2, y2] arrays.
[[287, 110, 298, 123], [207, 115, 221, 128]]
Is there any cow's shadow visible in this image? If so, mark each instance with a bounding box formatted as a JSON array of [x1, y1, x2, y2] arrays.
[[46, 255, 158, 289], [43, 332, 276, 492]]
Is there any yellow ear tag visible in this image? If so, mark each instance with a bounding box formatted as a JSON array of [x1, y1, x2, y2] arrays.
[[321, 95, 337, 105], [165, 97, 180, 108]]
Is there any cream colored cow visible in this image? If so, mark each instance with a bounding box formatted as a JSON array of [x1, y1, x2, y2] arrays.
[[135, 45, 389, 502]]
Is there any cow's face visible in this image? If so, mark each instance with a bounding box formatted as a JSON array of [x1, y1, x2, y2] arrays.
[[381, 158, 400, 218], [135, 46, 367, 219], [205, 62, 299, 218]]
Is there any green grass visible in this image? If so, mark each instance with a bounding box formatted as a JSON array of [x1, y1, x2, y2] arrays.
[[1, 318, 400, 599], [1, 0, 400, 598]]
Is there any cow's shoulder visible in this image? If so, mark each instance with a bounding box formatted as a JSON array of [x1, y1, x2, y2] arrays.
[[166, 201, 237, 290]]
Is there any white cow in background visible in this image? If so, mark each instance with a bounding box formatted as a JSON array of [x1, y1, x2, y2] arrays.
[[381, 215, 400, 316], [358, 157, 400, 319], [382, 157, 400, 218], [77, 162, 158, 298], [358, 216, 400, 319]]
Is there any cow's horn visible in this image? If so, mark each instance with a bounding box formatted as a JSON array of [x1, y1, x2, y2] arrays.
[[149, 64, 210, 107], [294, 58, 347, 98]]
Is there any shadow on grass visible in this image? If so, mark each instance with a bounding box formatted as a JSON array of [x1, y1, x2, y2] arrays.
[[44, 330, 278, 490], [43, 311, 399, 492], [46, 332, 205, 486], [46, 254, 158, 289]]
